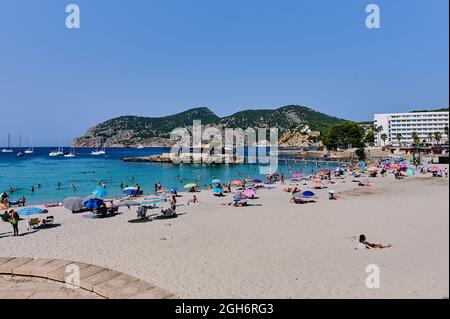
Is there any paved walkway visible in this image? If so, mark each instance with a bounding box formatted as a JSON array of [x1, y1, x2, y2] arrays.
[[0, 257, 175, 299]]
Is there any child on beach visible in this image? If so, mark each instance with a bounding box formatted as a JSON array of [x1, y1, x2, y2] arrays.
[[357, 234, 392, 250]]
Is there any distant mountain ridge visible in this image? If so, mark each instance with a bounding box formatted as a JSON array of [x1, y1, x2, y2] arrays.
[[72, 105, 346, 147]]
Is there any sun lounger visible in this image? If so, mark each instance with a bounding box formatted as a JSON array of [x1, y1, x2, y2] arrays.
[[42, 215, 54, 225], [28, 217, 40, 229]]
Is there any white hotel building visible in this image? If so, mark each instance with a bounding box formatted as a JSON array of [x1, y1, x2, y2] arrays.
[[374, 111, 449, 146]]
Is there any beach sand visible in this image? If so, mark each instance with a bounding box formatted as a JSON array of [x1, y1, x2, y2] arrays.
[[1, 169, 448, 298]]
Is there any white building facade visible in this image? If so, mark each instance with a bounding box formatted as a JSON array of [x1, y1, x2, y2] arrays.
[[374, 111, 449, 146]]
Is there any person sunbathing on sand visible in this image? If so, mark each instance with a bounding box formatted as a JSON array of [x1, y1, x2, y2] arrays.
[[187, 195, 200, 205], [358, 182, 372, 187], [357, 234, 392, 249]]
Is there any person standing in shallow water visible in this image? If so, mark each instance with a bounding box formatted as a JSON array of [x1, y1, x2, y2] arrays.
[[9, 209, 19, 237]]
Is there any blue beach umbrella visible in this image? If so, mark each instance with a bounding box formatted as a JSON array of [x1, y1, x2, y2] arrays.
[[83, 197, 104, 209], [252, 178, 263, 183], [123, 187, 138, 195], [233, 195, 242, 202], [211, 188, 223, 193], [211, 179, 222, 184], [169, 187, 178, 192], [302, 190, 315, 198], [143, 197, 165, 203], [17, 207, 44, 216], [92, 188, 108, 197]]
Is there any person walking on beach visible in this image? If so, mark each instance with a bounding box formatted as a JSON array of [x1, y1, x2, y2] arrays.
[[445, 168, 448, 178], [9, 209, 20, 237]]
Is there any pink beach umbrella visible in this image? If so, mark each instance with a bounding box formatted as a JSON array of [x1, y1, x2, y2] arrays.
[[292, 173, 301, 178], [243, 189, 256, 197]]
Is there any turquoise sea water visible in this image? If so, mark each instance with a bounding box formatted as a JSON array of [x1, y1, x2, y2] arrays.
[[0, 147, 336, 205]]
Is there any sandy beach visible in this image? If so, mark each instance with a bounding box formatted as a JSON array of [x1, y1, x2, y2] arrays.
[[1, 167, 448, 299]]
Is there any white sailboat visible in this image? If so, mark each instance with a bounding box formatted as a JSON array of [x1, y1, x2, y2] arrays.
[[16, 136, 24, 157], [24, 137, 34, 154], [64, 146, 76, 158], [91, 137, 106, 156], [49, 139, 64, 157], [1, 134, 13, 153]]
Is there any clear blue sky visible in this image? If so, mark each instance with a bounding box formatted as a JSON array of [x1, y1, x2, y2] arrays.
[[0, 0, 448, 146]]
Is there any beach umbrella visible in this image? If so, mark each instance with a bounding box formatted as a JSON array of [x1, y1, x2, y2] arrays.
[[302, 190, 315, 198], [292, 173, 301, 179], [210, 188, 223, 193], [405, 168, 415, 176], [83, 197, 104, 209], [243, 189, 256, 197], [230, 180, 244, 186], [233, 195, 242, 202], [17, 207, 44, 216], [92, 188, 108, 197], [252, 178, 263, 183], [63, 197, 83, 212], [118, 199, 140, 207], [143, 197, 165, 203], [184, 183, 197, 189], [123, 188, 139, 195], [312, 179, 322, 185], [211, 179, 222, 184], [292, 192, 303, 199], [0, 203, 8, 211], [430, 167, 440, 173], [169, 187, 178, 192]]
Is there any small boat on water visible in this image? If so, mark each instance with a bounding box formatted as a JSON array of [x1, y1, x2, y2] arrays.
[[91, 137, 106, 156], [64, 146, 76, 158], [24, 137, 34, 154], [16, 135, 24, 157], [136, 145, 145, 149], [49, 138, 64, 157], [49, 148, 64, 157], [91, 148, 106, 156], [1, 134, 13, 153]]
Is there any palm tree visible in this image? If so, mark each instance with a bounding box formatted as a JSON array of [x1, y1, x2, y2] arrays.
[[380, 133, 388, 146], [396, 133, 403, 146], [445, 126, 449, 136], [434, 132, 442, 145], [427, 132, 434, 144], [411, 132, 420, 146]]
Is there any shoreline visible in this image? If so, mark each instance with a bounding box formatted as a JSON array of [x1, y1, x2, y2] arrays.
[[1, 165, 448, 298]]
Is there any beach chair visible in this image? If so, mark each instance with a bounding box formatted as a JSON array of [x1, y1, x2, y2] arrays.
[[41, 215, 54, 226], [28, 217, 40, 229]]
